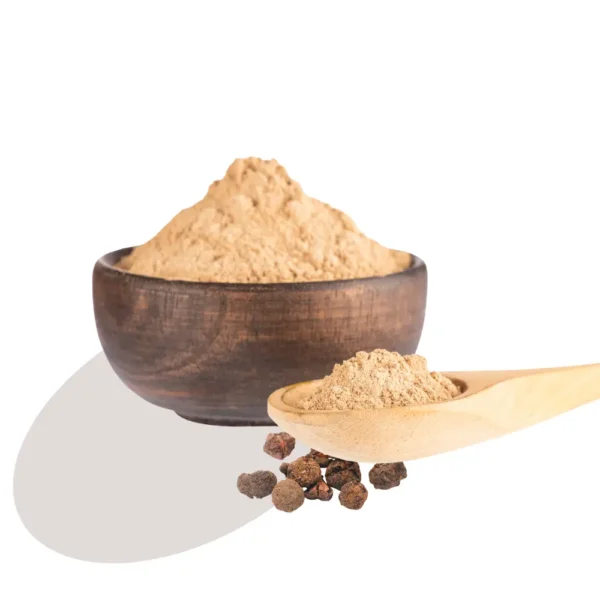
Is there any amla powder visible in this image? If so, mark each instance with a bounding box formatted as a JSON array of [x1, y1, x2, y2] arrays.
[[117, 157, 411, 283], [297, 349, 461, 410]]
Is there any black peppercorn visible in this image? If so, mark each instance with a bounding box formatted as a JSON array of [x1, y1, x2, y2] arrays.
[[279, 462, 289, 476]]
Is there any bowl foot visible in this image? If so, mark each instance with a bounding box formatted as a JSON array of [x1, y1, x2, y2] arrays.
[[175, 412, 276, 427]]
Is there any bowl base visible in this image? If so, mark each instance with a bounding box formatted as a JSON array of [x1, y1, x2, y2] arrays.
[[175, 412, 276, 427]]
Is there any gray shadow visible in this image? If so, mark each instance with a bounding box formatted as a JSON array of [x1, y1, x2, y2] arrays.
[[13, 353, 306, 563]]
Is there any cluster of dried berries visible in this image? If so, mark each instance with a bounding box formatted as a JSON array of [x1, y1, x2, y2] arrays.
[[273, 453, 336, 510], [237, 430, 408, 512]]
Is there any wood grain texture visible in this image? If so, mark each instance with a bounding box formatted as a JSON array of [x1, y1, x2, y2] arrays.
[[92, 247, 427, 426], [267, 364, 600, 460]]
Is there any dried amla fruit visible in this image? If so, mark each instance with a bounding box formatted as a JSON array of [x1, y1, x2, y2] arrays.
[[237, 471, 277, 499], [272, 479, 304, 512]]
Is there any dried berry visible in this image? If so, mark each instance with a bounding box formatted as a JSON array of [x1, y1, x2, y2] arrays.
[[287, 457, 322, 488], [279, 462, 289, 476], [339, 482, 368, 510], [272, 479, 304, 512], [304, 479, 333, 501], [237, 474, 254, 498], [237, 470, 277, 499], [263, 432, 296, 460], [306, 449, 332, 468], [325, 460, 361, 490], [369, 462, 407, 490]]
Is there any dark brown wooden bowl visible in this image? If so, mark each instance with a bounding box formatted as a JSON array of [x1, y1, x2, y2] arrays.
[[92, 248, 427, 426]]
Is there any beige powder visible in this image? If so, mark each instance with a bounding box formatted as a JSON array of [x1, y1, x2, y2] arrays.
[[298, 349, 461, 410], [116, 157, 411, 283]]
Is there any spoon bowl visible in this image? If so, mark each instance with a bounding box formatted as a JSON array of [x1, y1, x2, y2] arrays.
[[267, 364, 600, 462]]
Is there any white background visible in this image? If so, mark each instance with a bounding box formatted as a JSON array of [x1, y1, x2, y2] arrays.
[[2, 1, 600, 598]]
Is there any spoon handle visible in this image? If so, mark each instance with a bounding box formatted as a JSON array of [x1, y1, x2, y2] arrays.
[[444, 363, 600, 435], [447, 363, 600, 401], [267, 364, 600, 463]]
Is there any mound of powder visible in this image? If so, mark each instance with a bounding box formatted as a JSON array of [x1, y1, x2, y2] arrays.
[[297, 349, 461, 410], [116, 157, 411, 283]]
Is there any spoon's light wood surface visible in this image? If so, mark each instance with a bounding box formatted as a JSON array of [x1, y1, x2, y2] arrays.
[[267, 364, 600, 462]]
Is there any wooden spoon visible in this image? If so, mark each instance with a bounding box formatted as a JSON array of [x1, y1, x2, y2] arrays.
[[267, 364, 600, 462]]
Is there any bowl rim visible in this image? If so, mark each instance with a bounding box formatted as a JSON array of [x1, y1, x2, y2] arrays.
[[95, 246, 426, 291]]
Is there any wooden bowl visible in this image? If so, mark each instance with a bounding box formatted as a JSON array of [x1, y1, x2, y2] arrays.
[[92, 247, 427, 426]]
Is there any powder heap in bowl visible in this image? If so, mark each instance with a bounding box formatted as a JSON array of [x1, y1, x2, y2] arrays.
[[296, 349, 461, 410], [116, 157, 411, 283]]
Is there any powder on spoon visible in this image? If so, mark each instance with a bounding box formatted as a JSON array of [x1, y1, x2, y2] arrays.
[[296, 349, 461, 410], [116, 157, 411, 283]]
